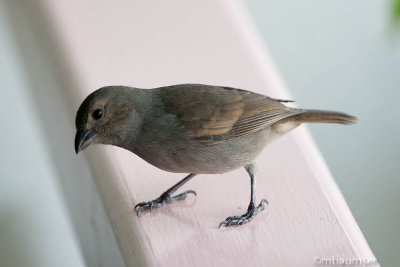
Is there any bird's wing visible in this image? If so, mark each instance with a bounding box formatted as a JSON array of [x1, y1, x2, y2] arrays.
[[157, 84, 301, 146]]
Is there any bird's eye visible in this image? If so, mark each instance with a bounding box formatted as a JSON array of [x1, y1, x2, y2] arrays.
[[92, 108, 103, 120]]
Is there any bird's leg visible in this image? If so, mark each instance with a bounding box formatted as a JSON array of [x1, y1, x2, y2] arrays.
[[134, 173, 197, 216], [219, 163, 268, 228]]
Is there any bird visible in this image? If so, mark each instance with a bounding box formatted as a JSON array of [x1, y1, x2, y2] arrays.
[[74, 84, 357, 228]]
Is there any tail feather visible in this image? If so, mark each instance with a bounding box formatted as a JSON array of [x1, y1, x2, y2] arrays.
[[293, 109, 358, 125]]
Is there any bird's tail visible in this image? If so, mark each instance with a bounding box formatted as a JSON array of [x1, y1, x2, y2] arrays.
[[292, 109, 358, 125]]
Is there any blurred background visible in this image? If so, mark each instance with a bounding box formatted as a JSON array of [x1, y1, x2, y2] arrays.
[[0, 0, 398, 266]]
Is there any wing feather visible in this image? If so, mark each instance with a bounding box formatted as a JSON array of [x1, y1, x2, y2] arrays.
[[157, 84, 300, 146]]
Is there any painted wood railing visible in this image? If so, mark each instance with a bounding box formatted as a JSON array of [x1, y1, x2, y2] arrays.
[[6, 0, 377, 266]]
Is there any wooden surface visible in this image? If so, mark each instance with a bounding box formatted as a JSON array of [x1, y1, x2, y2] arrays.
[[24, 0, 377, 266]]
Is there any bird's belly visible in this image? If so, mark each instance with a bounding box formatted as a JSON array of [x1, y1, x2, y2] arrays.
[[135, 127, 280, 174]]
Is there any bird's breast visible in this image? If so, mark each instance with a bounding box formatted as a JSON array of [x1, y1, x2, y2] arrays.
[[132, 125, 280, 174]]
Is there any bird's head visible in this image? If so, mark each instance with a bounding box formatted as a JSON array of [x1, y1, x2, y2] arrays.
[[74, 86, 135, 154]]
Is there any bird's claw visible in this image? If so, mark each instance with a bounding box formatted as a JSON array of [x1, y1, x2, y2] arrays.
[[219, 199, 268, 228], [134, 190, 197, 216]]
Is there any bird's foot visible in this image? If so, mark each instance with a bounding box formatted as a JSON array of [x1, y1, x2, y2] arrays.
[[134, 190, 196, 216], [219, 199, 268, 228]]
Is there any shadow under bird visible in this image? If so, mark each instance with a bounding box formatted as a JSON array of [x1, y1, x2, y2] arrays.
[[74, 84, 357, 228]]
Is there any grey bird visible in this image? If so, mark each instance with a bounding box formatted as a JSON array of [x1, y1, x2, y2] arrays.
[[74, 84, 357, 228]]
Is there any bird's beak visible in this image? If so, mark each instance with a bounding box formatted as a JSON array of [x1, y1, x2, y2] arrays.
[[75, 129, 97, 154]]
